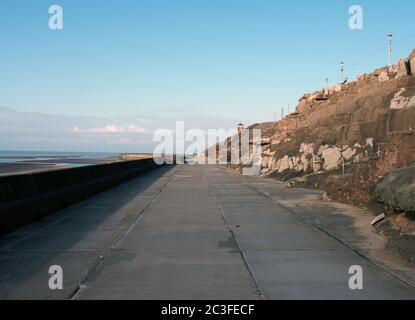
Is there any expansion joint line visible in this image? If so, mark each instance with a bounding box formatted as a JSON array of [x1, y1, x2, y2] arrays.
[[68, 167, 176, 300], [243, 182, 415, 291], [202, 174, 265, 300]]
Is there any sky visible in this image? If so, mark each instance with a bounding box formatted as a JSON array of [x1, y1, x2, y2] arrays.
[[0, 0, 414, 152]]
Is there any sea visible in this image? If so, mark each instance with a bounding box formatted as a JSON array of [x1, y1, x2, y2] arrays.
[[0, 150, 118, 159], [0, 150, 120, 175]]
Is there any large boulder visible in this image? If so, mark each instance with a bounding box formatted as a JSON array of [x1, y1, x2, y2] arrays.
[[342, 147, 357, 162], [410, 49, 415, 75], [300, 154, 310, 172], [278, 156, 291, 173], [397, 59, 411, 77], [317, 145, 330, 156], [322, 147, 343, 171], [378, 70, 390, 82], [373, 165, 415, 212], [313, 155, 322, 173], [261, 156, 270, 168], [300, 143, 315, 156]]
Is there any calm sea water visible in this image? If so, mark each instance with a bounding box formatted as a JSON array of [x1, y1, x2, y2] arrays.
[[0, 150, 118, 158]]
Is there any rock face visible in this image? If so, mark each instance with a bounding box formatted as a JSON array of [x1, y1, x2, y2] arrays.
[[258, 49, 415, 173], [390, 88, 415, 109], [374, 165, 415, 212], [250, 49, 415, 207], [211, 49, 415, 209]]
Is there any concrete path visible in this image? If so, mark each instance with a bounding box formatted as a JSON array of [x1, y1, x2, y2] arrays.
[[0, 165, 414, 299]]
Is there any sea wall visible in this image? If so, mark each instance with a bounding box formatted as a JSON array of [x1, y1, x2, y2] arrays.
[[0, 158, 162, 235]]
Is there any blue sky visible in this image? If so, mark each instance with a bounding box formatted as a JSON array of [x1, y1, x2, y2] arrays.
[[0, 0, 414, 152]]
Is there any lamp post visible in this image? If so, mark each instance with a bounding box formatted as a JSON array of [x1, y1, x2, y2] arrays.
[[388, 33, 393, 66], [237, 123, 244, 174], [340, 62, 344, 83]]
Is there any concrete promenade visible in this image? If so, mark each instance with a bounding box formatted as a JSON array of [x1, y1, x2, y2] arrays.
[[0, 165, 414, 299]]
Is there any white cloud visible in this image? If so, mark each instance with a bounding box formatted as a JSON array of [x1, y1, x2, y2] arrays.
[[0, 106, 241, 153], [72, 124, 147, 134], [0, 107, 153, 152]]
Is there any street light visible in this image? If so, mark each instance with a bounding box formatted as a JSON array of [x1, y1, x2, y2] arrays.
[[388, 33, 393, 66], [340, 62, 344, 83]]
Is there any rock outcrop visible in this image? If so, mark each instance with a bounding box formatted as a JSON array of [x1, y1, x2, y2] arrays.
[[255, 49, 415, 208], [374, 165, 415, 213], [207, 49, 415, 212]]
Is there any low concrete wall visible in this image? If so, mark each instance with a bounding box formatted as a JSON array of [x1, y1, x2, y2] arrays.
[[0, 158, 162, 235]]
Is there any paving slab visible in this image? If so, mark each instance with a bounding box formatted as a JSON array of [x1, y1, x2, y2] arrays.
[[76, 249, 258, 300], [0, 250, 102, 300]]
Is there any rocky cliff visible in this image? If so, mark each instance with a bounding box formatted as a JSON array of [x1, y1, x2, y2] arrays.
[[253, 49, 415, 211]]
